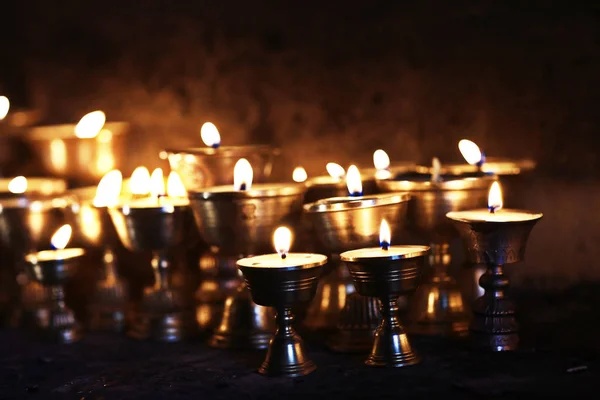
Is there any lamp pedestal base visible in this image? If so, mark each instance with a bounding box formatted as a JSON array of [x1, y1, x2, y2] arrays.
[[327, 292, 381, 353], [259, 308, 316, 377], [367, 297, 419, 368], [470, 264, 519, 351]]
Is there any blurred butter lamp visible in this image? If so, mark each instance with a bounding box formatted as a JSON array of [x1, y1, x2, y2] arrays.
[[109, 168, 198, 341], [24, 224, 85, 343]]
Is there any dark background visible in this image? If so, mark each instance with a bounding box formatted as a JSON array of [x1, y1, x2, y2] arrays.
[[1, 1, 599, 285]]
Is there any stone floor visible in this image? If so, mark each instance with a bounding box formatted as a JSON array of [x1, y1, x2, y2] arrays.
[[0, 284, 599, 399]]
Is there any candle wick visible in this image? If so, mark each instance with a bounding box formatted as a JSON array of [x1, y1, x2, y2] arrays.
[[211, 143, 220, 149], [350, 191, 363, 197], [489, 206, 497, 214], [240, 183, 247, 191], [281, 253, 287, 260], [381, 242, 389, 251]]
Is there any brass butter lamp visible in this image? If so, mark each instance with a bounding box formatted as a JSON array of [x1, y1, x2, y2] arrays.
[[189, 158, 305, 349], [340, 220, 429, 367], [447, 181, 542, 351], [238, 226, 327, 377], [109, 168, 198, 341]]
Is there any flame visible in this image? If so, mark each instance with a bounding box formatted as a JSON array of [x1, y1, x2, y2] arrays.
[[431, 157, 441, 182], [273, 226, 293, 258], [292, 166, 308, 183], [326, 162, 345, 180], [234, 158, 253, 191], [346, 165, 363, 196], [373, 149, 390, 170], [8, 176, 27, 194], [167, 171, 187, 197], [75, 111, 106, 139], [458, 139, 482, 165], [129, 166, 151, 195], [93, 170, 123, 207], [51, 224, 72, 250], [488, 181, 503, 212], [201, 122, 221, 148], [379, 219, 391, 248], [0, 96, 9, 120], [150, 168, 166, 197]]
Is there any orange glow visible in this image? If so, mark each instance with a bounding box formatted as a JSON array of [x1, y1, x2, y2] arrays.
[[373, 149, 390, 170]]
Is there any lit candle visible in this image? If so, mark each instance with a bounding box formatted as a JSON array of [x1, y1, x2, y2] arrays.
[[129, 166, 151, 198], [346, 165, 363, 197], [75, 111, 106, 139], [458, 139, 485, 167], [292, 166, 308, 183], [373, 150, 392, 180], [92, 170, 123, 207], [201, 122, 222, 149], [0, 96, 10, 120], [340, 219, 429, 261], [237, 226, 327, 268], [24, 224, 85, 263], [446, 181, 543, 223], [123, 168, 189, 209]]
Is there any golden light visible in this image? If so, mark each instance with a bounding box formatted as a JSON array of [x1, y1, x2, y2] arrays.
[[488, 181, 503, 212], [292, 166, 308, 183], [50, 139, 67, 173], [74, 111, 106, 139], [458, 139, 482, 165], [93, 170, 123, 207], [129, 166, 151, 195], [167, 171, 187, 197], [150, 168, 166, 197], [326, 162, 345, 180], [51, 224, 72, 250], [345, 165, 363, 196], [431, 157, 441, 182], [273, 226, 293, 258], [201, 122, 221, 148], [0, 96, 9, 120], [379, 219, 391, 248], [234, 158, 253, 191], [8, 176, 27, 194], [373, 149, 390, 170]]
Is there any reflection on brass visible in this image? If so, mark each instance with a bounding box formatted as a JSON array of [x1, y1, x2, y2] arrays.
[[341, 245, 429, 367], [328, 292, 381, 353], [408, 243, 469, 337], [447, 212, 542, 351], [195, 251, 242, 332], [303, 193, 410, 351], [189, 184, 306, 350], [239, 254, 327, 377], [24, 249, 86, 343], [165, 145, 281, 192], [378, 174, 493, 337], [209, 283, 274, 349], [27, 122, 130, 185], [303, 261, 355, 332], [109, 205, 198, 342]]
